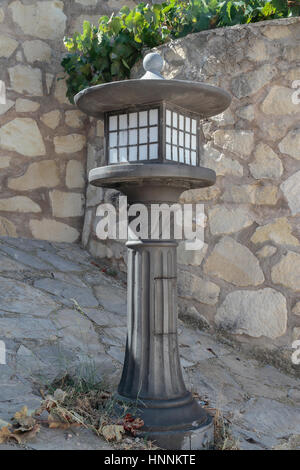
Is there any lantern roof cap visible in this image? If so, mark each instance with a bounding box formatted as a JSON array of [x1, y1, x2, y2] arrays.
[[75, 52, 231, 118], [141, 52, 164, 80]]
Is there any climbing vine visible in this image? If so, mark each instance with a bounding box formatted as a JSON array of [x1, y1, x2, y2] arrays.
[[61, 0, 299, 103]]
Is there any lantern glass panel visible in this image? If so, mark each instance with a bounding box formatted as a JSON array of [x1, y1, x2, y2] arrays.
[[109, 116, 117, 131], [149, 126, 158, 142], [185, 149, 190, 164], [119, 147, 127, 162], [179, 115, 184, 130], [109, 132, 117, 148], [139, 128, 148, 144], [173, 112, 178, 128], [166, 110, 171, 126], [172, 146, 178, 161], [149, 109, 158, 125], [129, 146, 137, 161], [192, 119, 197, 134], [172, 129, 178, 145], [129, 129, 138, 145], [110, 148, 118, 163], [191, 135, 197, 150], [129, 113, 137, 128], [139, 111, 148, 127], [191, 151, 197, 166], [165, 108, 198, 166], [185, 117, 191, 132], [139, 145, 148, 160], [119, 114, 127, 129], [119, 130, 127, 146], [185, 133, 190, 149], [106, 106, 198, 165], [149, 143, 158, 159], [107, 107, 160, 164], [166, 144, 171, 160], [166, 127, 171, 143], [179, 131, 184, 146]]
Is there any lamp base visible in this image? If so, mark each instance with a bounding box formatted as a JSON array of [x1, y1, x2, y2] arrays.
[[115, 392, 214, 450]]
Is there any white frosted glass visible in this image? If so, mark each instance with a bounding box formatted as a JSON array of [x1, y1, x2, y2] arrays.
[[119, 147, 127, 162], [149, 143, 158, 159], [185, 133, 190, 149], [129, 129, 137, 145], [172, 129, 178, 145], [173, 112, 178, 128], [191, 151, 197, 166], [166, 109, 171, 126], [139, 145, 148, 160], [149, 109, 158, 125], [109, 115, 117, 131], [166, 126, 171, 143], [109, 148, 118, 163], [139, 128, 148, 144], [119, 130, 127, 146], [185, 117, 191, 132], [119, 114, 127, 129], [139, 111, 148, 127], [191, 135, 197, 150], [179, 131, 184, 146], [129, 146, 137, 161], [109, 132, 117, 148], [179, 115, 184, 130], [172, 145, 178, 161], [179, 147, 184, 162], [166, 144, 171, 160], [185, 149, 190, 164], [129, 112, 137, 128], [192, 119, 197, 134], [149, 126, 158, 142]]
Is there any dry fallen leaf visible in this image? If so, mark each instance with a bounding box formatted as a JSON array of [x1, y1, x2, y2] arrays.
[[12, 406, 36, 432], [48, 414, 71, 430], [0, 426, 14, 444], [47, 414, 81, 430], [13, 424, 41, 444], [101, 424, 125, 442], [0, 419, 40, 445], [14, 406, 28, 422], [11, 406, 40, 443], [119, 414, 144, 436]]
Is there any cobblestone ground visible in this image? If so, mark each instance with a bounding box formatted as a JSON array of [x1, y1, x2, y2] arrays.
[[0, 237, 299, 450]]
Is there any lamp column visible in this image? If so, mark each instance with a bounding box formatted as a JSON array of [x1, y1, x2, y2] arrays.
[[115, 214, 213, 449]]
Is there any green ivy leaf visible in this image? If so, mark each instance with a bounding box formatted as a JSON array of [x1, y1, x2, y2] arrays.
[[120, 5, 131, 15], [111, 60, 121, 76], [108, 17, 123, 35], [122, 58, 131, 70]]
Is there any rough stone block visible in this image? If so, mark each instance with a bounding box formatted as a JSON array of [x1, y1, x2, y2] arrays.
[[0, 118, 45, 157], [216, 289, 287, 338]]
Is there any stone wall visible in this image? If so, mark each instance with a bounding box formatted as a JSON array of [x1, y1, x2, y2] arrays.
[[0, 0, 139, 242], [1, 3, 300, 360], [84, 17, 300, 360]]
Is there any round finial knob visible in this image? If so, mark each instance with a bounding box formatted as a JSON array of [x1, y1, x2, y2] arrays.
[[143, 53, 164, 75]]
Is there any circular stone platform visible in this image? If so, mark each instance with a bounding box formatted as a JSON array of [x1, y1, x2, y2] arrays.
[[89, 163, 216, 202]]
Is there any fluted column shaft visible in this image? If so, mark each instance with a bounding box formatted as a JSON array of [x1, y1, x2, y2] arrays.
[[118, 240, 187, 402]]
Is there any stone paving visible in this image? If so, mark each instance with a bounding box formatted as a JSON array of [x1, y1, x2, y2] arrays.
[[0, 237, 299, 450]]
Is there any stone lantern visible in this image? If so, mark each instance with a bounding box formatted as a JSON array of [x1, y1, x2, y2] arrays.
[[75, 52, 231, 449]]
